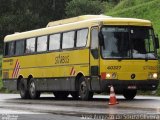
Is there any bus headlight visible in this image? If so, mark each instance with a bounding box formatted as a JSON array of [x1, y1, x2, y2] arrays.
[[153, 73, 158, 79], [101, 72, 117, 79], [148, 73, 158, 79], [106, 73, 117, 79], [106, 73, 111, 78]]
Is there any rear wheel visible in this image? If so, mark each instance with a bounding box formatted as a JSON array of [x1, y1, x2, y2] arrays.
[[29, 78, 40, 99], [79, 76, 93, 100], [19, 79, 29, 99], [123, 89, 137, 100]]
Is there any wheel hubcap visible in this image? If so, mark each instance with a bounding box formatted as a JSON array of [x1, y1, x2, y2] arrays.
[[80, 82, 87, 94], [30, 82, 35, 96]]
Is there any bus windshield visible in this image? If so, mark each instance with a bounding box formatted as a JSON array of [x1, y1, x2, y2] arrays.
[[101, 26, 156, 59]]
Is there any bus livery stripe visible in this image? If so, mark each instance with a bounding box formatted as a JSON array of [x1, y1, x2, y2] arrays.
[[12, 59, 21, 78], [70, 67, 76, 76]]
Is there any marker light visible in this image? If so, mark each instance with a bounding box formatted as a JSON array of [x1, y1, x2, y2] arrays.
[[148, 73, 152, 79], [112, 73, 117, 79]]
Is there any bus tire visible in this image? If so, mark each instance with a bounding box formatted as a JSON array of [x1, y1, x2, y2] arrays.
[[53, 92, 69, 99], [28, 78, 40, 99], [19, 79, 30, 99], [79, 76, 93, 100], [70, 91, 79, 100], [123, 89, 137, 100]]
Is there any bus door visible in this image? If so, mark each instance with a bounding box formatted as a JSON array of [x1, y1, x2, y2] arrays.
[[90, 27, 101, 91]]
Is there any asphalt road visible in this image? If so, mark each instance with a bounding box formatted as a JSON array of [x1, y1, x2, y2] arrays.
[[0, 94, 160, 120]]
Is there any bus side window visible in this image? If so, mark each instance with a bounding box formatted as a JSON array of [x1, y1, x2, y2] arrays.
[[15, 40, 25, 55], [4, 42, 9, 56], [26, 38, 36, 53], [5, 42, 15, 56], [62, 31, 75, 49], [49, 33, 61, 51], [91, 27, 99, 59], [76, 29, 88, 47], [37, 36, 48, 52]]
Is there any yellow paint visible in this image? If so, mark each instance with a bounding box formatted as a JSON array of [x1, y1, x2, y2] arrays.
[[100, 60, 158, 80], [2, 49, 90, 79], [2, 15, 157, 83]]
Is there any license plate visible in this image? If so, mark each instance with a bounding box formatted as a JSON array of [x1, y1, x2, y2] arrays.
[[128, 86, 137, 89]]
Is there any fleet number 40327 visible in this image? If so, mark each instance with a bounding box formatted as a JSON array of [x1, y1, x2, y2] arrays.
[[107, 66, 121, 70]]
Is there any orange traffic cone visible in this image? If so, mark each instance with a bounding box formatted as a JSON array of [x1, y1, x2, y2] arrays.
[[109, 86, 118, 105]]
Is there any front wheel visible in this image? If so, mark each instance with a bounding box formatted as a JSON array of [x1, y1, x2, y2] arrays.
[[29, 79, 40, 99], [123, 89, 137, 100], [79, 77, 93, 100]]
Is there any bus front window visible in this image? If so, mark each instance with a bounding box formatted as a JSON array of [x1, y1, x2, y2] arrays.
[[101, 27, 130, 58], [131, 27, 156, 59], [101, 26, 156, 59]]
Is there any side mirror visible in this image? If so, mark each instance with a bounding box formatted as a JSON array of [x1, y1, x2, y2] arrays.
[[98, 32, 105, 49], [155, 35, 159, 49]]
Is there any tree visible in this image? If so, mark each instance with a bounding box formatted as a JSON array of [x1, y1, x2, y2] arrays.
[[0, 0, 70, 50], [65, 0, 106, 17]]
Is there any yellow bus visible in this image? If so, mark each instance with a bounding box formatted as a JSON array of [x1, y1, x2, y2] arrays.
[[2, 15, 159, 100]]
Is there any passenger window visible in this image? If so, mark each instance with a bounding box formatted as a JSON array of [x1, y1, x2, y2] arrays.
[[76, 29, 88, 47], [8, 42, 15, 56], [4, 42, 9, 56], [62, 31, 75, 49], [49, 34, 60, 50], [15, 40, 25, 55], [37, 36, 48, 52], [4, 42, 15, 56], [26, 38, 36, 53]]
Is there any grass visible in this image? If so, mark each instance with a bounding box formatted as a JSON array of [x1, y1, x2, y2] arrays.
[[106, 0, 160, 38], [0, 55, 2, 89], [0, 55, 5, 93]]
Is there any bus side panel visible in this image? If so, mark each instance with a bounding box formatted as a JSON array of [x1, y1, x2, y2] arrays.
[[3, 79, 17, 91], [2, 48, 90, 91], [35, 77, 76, 91]]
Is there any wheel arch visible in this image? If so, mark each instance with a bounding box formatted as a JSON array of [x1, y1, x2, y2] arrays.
[[17, 75, 23, 90], [75, 72, 84, 90], [27, 74, 33, 88], [17, 74, 34, 90]]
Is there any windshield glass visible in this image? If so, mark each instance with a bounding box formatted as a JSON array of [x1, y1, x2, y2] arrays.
[[101, 26, 156, 59]]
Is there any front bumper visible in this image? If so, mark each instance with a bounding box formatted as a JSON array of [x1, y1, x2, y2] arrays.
[[100, 79, 159, 93]]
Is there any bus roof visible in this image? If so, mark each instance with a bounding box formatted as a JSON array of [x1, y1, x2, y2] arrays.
[[46, 15, 111, 27], [4, 15, 152, 42]]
